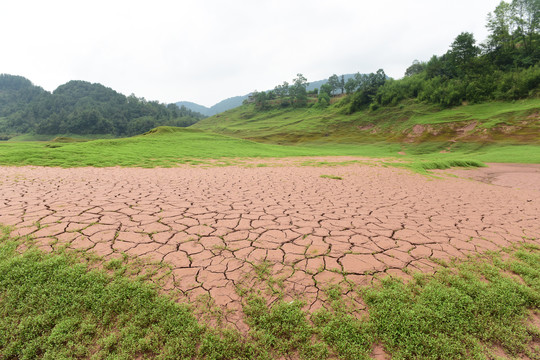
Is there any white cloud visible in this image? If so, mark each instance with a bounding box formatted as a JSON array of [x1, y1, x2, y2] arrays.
[[0, 0, 500, 107]]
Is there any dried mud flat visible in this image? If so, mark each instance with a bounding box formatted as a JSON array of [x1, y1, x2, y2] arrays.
[[1, 159, 539, 330]]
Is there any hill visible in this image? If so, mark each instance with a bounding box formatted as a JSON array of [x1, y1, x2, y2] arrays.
[[0, 75, 206, 138], [192, 98, 540, 148], [177, 95, 248, 116], [0, 74, 47, 118]]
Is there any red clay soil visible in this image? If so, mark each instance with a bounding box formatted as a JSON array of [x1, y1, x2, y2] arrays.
[[438, 162, 540, 192], [1, 160, 539, 330]]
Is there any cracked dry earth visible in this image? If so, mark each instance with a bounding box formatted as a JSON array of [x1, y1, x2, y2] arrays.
[[1, 160, 539, 331]]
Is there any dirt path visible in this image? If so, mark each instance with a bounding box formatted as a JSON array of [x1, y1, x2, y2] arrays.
[[1, 161, 539, 330]]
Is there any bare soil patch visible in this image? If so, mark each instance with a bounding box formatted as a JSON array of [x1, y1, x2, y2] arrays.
[[1, 160, 539, 330], [438, 162, 540, 192]]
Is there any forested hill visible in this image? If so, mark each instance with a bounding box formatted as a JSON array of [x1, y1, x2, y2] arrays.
[[0, 75, 206, 138]]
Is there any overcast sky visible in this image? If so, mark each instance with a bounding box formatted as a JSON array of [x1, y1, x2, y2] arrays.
[[1, 0, 501, 107]]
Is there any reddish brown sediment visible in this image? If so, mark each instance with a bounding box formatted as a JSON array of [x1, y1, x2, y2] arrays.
[[1, 160, 539, 330], [435, 162, 540, 192]]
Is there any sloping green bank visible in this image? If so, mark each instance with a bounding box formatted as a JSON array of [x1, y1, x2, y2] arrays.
[[192, 99, 540, 145], [0, 126, 539, 167]]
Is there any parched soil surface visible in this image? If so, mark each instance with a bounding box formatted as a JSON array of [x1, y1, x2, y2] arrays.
[[438, 162, 540, 192], [1, 160, 539, 330]]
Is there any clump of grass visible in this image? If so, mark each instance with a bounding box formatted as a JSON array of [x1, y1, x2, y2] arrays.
[[243, 295, 328, 359], [320, 174, 343, 180], [388, 158, 486, 174], [416, 159, 486, 171], [312, 310, 373, 360], [363, 249, 540, 359]]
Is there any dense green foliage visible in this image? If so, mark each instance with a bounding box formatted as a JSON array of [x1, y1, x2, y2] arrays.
[[0, 76, 205, 137], [1, 226, 538, 359], [370, 0, 539, 109], [0, 74, 47, 118]]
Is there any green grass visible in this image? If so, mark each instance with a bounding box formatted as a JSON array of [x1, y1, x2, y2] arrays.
[[0, 98, 538, 168], [6, 133, 118, 142], [0, 126, 539, 169], [0, 127, 330, 168], [364, 246, 540, 359], [404, 100, 540, 126], [0, 237, 204, 359], [193, 98, 540, 144], [0, 227, 539, 359], [320, 174, 343, 180]]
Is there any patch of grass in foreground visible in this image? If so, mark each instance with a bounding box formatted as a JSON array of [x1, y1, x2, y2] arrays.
[[364, 250, 540, 359], [0, 226, 539, 359]]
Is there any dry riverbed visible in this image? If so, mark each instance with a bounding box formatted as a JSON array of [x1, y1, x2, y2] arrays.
[[1, 159, 539, 331]]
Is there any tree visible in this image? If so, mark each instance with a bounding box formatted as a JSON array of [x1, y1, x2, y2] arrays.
[[253, 91, 269, 110], [274, 81, 289, 98], [316, 89, 331, 108], [340, 75, 345, 94], [447, 32, 479, 77], [320, 83, 333, 97], [348, 69, 387, 113], [511, 0, 540, 53], [127, 116, 156, 136], [327, 74, 340, 96], [485, 0, 540, 67], [289, 73, 308, 107], [405, 60, 426, 77], [344, 78, 357, 94]]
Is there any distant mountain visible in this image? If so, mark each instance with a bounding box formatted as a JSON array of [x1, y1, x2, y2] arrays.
[[177, 74, 356, 116], [177, 95, 248, 117], [175, 101, 213, 116]]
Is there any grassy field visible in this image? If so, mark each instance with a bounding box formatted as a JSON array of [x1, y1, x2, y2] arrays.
[[0, 126, 539, 169], [1, 227, 539, 359], [6, 133, 118, 142]]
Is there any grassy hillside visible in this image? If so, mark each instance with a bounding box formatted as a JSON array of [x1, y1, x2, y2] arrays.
[[192, 98, 540, 145]]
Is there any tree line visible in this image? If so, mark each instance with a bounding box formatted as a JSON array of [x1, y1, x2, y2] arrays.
[[249, 73, 311, 110], [0, 76, 206, 137], [249, 0, 539, 114], [369, 0, 539, 110]]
